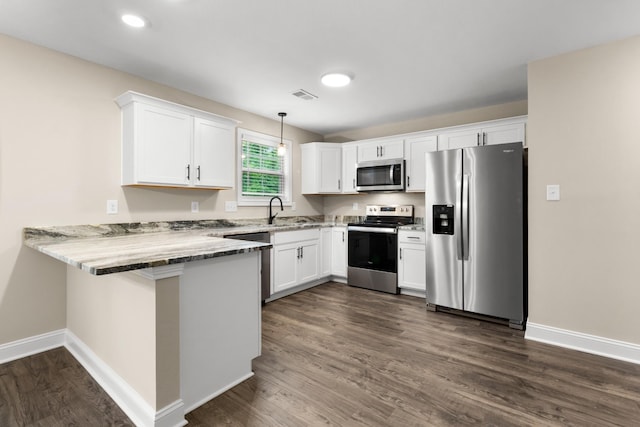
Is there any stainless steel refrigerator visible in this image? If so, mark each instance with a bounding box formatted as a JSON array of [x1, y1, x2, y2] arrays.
[[425, 142, 525, 329]]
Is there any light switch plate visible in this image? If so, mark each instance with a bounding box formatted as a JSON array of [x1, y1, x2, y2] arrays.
[[353, 203, 359, 210], [225, 201, 238, 212], [291, 202, 296, 211], [546, 184, 560, 201], [106, 199, 118, 214]]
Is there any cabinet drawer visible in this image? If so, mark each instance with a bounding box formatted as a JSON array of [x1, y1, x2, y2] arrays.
[[399, 230, 426, 244], [273, 228, 320, 245]]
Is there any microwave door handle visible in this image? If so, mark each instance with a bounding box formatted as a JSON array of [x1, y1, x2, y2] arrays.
[[389, 165, 394, 183]]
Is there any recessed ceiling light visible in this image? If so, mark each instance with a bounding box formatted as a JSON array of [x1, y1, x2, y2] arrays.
[[321, 73, 352, 88], [121, 14, 146, 28]]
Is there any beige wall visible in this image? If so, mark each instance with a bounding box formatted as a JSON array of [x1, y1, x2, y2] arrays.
[[0, 34, 322, 346], [528, 35, 640, 344]]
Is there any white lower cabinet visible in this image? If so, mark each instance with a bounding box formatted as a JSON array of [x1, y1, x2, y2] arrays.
[[398, 230, 426, 294], [331, 226, 347, 278], [272, 229, 320, 293]]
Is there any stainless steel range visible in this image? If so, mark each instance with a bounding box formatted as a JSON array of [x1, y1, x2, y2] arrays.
[[347, 204, 414, 294]]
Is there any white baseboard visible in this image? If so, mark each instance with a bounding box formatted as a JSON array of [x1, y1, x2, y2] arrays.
[[65, 331, 187, 427], [0, 329, 65, 364], [184, 372, 254, 414], [525, 322, 640, 365]]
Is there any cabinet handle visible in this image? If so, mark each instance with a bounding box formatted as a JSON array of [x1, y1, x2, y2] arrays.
[[399, 248, 402, 259], [483, 132, 487, 146], [407, 176, 410, 188], [408, 236, 421, 240], [476, 133, 481, 146], [186, 164, 191, 180], [342, 231, 344, 242], [380, 145, 384, 157], [301, 246, 304, 258], [197, 165, 201, 181], [338, 179, 341, 190], [376, 146, 380, 157], [352, 178, 355, 189], [296, 247, 300, 259]]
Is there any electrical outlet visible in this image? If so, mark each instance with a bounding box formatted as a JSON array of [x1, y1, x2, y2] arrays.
[[546, 184, 560, 201], [291, 202, 296, 211], [353, 202, 359, 210], [191, 201, 199, 213], [225, 201, 238, 212], [106, 200, 118, 214]]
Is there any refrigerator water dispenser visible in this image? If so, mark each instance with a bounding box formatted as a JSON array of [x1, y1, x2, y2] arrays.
[[433, 205, 454, 235]]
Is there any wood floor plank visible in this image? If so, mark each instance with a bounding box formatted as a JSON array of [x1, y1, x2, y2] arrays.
[[191, 282, 640, 426], [2, 282, 640, 426]]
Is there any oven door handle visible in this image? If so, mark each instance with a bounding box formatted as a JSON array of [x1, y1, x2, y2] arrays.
[[348, 226, 397, 234]]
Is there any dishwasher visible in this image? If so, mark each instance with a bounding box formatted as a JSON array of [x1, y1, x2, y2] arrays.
[[224, 232, 271, 302]]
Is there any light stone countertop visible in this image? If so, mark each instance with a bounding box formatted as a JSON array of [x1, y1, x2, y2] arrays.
[[23, 216, 344, 276]]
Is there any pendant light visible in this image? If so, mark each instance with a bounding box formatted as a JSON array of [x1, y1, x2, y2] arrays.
[[277, 112, 287, 157]]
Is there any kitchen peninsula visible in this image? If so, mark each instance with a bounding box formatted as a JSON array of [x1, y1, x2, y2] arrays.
[[23, 220, 278, 427]]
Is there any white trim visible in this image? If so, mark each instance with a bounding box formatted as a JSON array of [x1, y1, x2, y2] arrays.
[[65, 330, 187, 427], [155, 400, 188, 427], [525, 322, 640, 365], [236, 127, 292, 206], [0, 329, 65, 364], [183, 372, 254, 414], [133, 264, 185, 280]]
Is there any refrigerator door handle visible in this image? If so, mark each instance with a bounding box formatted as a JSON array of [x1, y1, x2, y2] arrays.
[[462, 174, 470, 260], [456, 175, 464, 260]]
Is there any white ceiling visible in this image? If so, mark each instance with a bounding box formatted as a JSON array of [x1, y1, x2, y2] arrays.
[[2, 0, 640, 136]]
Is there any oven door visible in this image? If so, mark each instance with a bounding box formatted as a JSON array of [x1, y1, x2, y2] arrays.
[[347, 226, 398, 273]]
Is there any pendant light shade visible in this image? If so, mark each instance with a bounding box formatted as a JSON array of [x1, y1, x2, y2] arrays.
[[277, 112, 287, 157]]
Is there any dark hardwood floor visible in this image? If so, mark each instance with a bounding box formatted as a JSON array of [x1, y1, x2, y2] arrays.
[[2, 282, 640, 426]]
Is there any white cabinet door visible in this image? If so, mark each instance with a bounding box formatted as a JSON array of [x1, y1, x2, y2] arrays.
[[437, 128, 480, 151], [273, 242, 298, 293], [438, 121, 526, 151], [358, 139, 404, 162], [301, 143, 342, 194], [331, 227, 347, 278], [404, 134, 437, 192], [136, 103, 192, 186], [319, 146, 342, 193], [321, 227, 332, 277], [298, 240, 319, 284], [272, 229, 321, 294], [482, 122, 525, 146], [398, 231, 426, 292], [193, 117, 234, 188], [342, 144, 358, 194]]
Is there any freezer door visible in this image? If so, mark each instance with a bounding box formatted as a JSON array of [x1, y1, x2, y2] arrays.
[[425, 149, 463, 310], [462, 143, 524, 322]]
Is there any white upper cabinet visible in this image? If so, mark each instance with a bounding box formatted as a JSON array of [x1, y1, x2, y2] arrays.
[[341, 143, 358, 194], [357, 138, 404, 162], [193, 117, 235, 188], [404, 133, 437, 192], [301, 143, 343, 194], [437, 117, 526, 151], [116, 91, 239, 189]]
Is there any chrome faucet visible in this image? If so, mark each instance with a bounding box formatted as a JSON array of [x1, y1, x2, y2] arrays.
[[268, 196, 284, 224]]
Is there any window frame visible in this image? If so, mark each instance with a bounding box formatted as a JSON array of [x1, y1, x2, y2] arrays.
[[236, 128, 292, 207]]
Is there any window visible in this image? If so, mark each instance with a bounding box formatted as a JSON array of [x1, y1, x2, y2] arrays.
[[237, 128, 291, 206]]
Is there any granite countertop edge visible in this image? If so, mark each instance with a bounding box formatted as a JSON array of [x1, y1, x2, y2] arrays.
[[23, 216, 355, 276]]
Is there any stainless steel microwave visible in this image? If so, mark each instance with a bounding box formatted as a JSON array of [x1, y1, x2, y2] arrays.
[[355, 159, 405, 192]]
